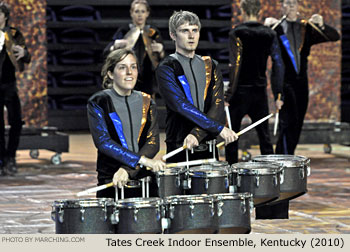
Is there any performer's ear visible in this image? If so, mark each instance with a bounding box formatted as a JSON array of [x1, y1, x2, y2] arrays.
[[107, 71, 114, 80], [170, 32, 176, 42]]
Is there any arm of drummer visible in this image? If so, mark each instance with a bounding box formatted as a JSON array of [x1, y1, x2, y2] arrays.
[[12, 28, 30, 63], [137, 99, 166, 172]]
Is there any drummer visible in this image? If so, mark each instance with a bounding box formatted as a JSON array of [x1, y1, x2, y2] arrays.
[[87, 48, 166, 199], [156, 10, 238, 163]]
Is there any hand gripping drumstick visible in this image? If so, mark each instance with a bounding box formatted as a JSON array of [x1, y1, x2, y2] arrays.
[[273, 93, 281, 136], [217, 113, 274, 148], [76, 182, 114, 197]]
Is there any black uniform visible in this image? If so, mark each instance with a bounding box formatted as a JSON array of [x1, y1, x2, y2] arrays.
[[225, 21, 284, 164], [0, 26, 31, 175]]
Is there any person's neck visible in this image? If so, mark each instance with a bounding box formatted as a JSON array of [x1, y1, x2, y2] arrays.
[[133, 22, 145, 30], [176, 49, 195, 59], [243, 15, 258, 22]]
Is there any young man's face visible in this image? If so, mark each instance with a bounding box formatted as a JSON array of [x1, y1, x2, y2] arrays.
[[171, 22, 200, 56], [0, 11, 7, 28], [282, 0, 299, 21]]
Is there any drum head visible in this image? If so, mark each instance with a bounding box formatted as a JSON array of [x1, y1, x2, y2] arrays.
[[164, 194, 214, 204], [116, 197, 162, 208], [52, 198, 115, 208], [231, 162, 282, 175], [157, 167, 184, 176], [189, 165, 229, 178], [252, 154, 310, 168]]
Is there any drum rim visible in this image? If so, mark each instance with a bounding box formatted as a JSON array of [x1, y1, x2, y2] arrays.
[[156, 167, 185, 176], [213, 192, 253, 200], [252, 154, 310, 167], [116, 197, 162, 208], [231, 162, 282, 175], [52, 198, 115, 208], [189, 167, 229, 177], [163, 194, 214, 204]]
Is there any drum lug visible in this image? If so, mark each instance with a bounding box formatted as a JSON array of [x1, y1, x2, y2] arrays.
[[189, 203, 195, 219], [161, 217, 171, 230], [217, 199, 224, 217], [169, 205, 175, 219], [156, 206, 161, 221], [273, 175, 278, 187], [156, 175, 160, 188], [240, 200, 247, 214], [255, 176, 260, 187], [299, 168, 305, 179], [249, 198, 254, 214], [237, 175, 241, 187], [307, 166, 311, 177], [51, 208, 56, 221], [280, 169, 285, 184], [133, 208, 139, 222], [210, 201, 215, 217], [225, 177, 229, 189], [103, 204, 108, 222], [176, 175, 181, 188], [58, 208, 64, 223], [111, 209, 119, 224], [187, 177, 192, 189], [80, 208, 85, 222], [205, 178, 209, 190]]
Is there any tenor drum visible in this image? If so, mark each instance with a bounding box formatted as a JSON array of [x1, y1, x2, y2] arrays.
[[252, 155, 310, 202], [156, 167, 185, 197], [115, 197, 163, 234], [231, 162, 282, 206], [163, 195, 218, 234], [51, 198, 116, 234], [187, 163, 230, 195], [213, 192, 253, 234]]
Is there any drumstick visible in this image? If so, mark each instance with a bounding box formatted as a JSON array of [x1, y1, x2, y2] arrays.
[[225, 105, 232, 130], [162, 145, 187, 161], [273, 93, 281, 136], [76, 182, 114, 197], [217, 113, 274, 148], [166, 158, 217, 168]]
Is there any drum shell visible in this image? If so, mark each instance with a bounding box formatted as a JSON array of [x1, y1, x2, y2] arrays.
[[115, 197, 162, 234], [235, 174, 280, 206], [163, 195, 218, 234], [156, 170, 185, 197], [214, 193, 252, 234], [52, 199, 116, 234], [188, 176, 229, 195]]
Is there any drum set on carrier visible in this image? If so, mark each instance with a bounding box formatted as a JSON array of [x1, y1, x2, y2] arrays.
[[51, 140, 311, 234]]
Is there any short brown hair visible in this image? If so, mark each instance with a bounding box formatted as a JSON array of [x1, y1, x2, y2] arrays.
[[101, 49, 138, 89], [240, 0, 261, 17]]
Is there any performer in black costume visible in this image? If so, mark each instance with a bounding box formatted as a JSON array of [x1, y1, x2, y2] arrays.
[[257, 0, 340, 219], [87, 49, 166, 199], [156, 10, 238, 163], [104, 0, 164, 96], [0, 3, 31, 176], [225, 0, 284, 165]]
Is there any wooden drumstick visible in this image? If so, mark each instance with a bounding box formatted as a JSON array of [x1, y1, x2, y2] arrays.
[[217, 113, 274, 148], [273, 93, 281, 136], [76, 182, 114, 197], [162, 145, 187, 161], [166, 158, 216, 168]]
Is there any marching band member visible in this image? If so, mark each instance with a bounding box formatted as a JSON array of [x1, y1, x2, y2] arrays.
[[0, 3, 30, 176], [104, 0, 165, 96], [87, 48, 166, 199], [156, 10, 238, 163]]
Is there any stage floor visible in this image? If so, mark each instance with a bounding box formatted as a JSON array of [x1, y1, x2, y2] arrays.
[[0, 133, 349, 234]]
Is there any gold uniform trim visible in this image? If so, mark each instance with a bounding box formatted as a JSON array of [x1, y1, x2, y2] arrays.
[[202, 56, 212, 101], [138, 92, 151, 142]]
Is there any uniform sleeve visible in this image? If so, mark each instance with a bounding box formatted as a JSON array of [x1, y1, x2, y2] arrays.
[[87, 99, 141, 168], [270, 34, 285, 100], [156, 64, 224, 135], [308, 22, 340, 45], [137, 99, 160, 158]]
